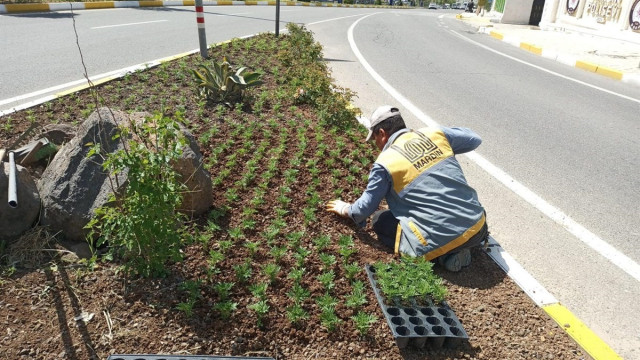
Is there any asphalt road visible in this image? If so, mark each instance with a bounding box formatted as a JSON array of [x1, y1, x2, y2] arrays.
[[2, 6, 640, 359]]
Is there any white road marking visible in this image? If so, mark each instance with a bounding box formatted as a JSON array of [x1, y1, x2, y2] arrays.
[[91, 19, 168, 29], [448, 29, 640, 104], [347, 13, 640, 283], [307, 13, 370, 26]]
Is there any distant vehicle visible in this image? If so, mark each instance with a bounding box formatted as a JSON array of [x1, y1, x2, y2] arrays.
[[444, 3, 450, 8], [428, 2, 437, 8]]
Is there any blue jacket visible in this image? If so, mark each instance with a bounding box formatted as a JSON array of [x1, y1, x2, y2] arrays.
[[348, 127, 485, 259]]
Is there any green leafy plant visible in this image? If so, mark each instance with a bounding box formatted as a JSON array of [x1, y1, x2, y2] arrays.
[[313, 234, 331, 251], [213, 282, 234, 300], [317, 270, 335, 293], [345, 280, 367, 308], [352, 311, 377, 336], [374, 257, 448, 304], [270, 246, 287, 263], [85, 113, 187, 278], [192, 57, 262, 105], [213, 300, 237, 320], [287, 267, 305, 283], [247, 300, 270, 328], [320, 308, 343, 332], [249, 282, 269, 300], [233, 261, 252, 284], [344, 261, 361, 281], [176, 280, 202, 318], [287, 282, 310, 305], [319, 253, 337, 270], [286, 304, 309, 325], [244, 241, 259, 257], [262, 263, 281, 284]]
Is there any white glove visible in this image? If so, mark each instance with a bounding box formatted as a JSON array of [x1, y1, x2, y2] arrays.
[[326, 200, 350, 218]]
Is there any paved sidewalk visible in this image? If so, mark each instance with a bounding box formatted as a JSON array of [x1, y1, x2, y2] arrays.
[[457, 12, 640, 87]]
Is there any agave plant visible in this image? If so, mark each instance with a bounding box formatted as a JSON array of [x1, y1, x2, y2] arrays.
[[192, 57, 262, 104]]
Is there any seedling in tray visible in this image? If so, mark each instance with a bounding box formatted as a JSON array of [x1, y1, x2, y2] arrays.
[[366, 258, 469, 350]]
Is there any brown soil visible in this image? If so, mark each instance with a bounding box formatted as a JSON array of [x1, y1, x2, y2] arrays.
[[0, 30, 589, 360]]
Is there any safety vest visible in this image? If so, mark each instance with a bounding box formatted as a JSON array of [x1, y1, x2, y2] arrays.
[[375, 127, 485, 260]]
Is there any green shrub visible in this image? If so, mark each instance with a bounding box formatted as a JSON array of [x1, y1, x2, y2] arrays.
[[85, 113, 187, 278]]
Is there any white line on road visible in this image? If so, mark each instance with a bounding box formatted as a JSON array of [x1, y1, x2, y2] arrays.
[[449, 29, 640, 104], [347, 14, 640, 283], [91, 20, 168, 29], [307, 13, 371, 26]]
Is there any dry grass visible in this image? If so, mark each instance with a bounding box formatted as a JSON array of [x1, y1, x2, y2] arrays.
[[1, 227, 62, 269]]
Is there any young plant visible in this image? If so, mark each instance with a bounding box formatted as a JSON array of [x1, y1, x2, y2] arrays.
[[374, 257, 448, 304], [233, 261, 252, 284], [247, 300, 270, 328], [286, 304, 309, 325], [244, 241, 259, 257], [287, 282, 310, 305], [262, 263, 281, 284], [344, 261, 361, 282], [287, 267, 305, 284], [213, 282, 234, 300], [316, 294, 338, 312], [319, 253, 337, 270], [218, 240, 233, 253], [249, 282, 269, 300], [345, 280, 367, 308], [270, 246, 287, 263], [176, 280, 202, 318], [319, 308, 342, 332], [313, 234, 331, 251], [213, 301, 237, 320], [286, 231, 305, 248], [207, 250, 224, 269], [317, 270, 335, 293], [352, 311, 378, 336]]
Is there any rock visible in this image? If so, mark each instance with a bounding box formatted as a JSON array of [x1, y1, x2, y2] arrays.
[[38, 108, 212, 243], [0, 162, 40, 241], [38, 108, 128, 242], [33, 124, 76, 146]]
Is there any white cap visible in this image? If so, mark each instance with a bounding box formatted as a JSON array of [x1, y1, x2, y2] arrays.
[[364, 105, 400, 141]]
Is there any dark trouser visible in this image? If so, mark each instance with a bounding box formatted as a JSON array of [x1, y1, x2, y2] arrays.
[[371, 209, 489, 255]]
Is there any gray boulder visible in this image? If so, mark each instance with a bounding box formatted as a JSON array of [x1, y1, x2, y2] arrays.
[[32, 124, 76, 146], [38, 108, 212, 242], [0, 163, 41, 241]]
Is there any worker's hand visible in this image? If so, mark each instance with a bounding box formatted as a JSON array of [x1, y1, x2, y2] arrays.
[[326, 200, 350, 218]]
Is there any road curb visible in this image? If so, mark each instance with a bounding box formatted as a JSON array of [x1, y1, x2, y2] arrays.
[[0, 1, 397, 13], [476, 26, 635, 85], [485, 236, 622, 360]]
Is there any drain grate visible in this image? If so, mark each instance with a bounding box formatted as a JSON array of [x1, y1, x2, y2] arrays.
[[365, 264, 469, 349]]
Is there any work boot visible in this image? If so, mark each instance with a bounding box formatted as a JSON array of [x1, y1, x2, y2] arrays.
[[439, 249, 471, 272]]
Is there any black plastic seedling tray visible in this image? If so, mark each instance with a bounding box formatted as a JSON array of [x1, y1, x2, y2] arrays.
[[108, 355, 274, 360], [365, 264, 469, 350]]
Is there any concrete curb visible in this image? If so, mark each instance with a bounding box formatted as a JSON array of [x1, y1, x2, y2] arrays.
[[485, 237, 622, 360], [476, 25, 640, 87], [0, 1, 399, 13]]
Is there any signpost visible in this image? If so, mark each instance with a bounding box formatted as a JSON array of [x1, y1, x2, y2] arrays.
[[195, 0, 208, 59]]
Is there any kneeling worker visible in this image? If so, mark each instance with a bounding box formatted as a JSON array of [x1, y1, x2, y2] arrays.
[[326, 105, 488, 272]]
